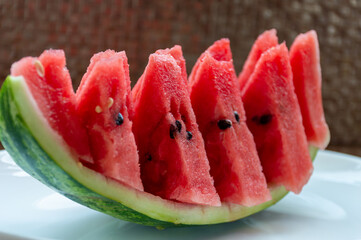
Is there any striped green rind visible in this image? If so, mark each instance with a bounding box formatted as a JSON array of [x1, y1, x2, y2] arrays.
[[0, 76, 318, 228]]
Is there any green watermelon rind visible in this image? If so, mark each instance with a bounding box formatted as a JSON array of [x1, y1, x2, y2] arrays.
[[0, 76, 319, 227]]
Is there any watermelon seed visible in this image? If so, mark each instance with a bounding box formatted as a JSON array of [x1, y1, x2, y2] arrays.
[[145, 153, 152, 161], [259, 114, 273, 124], [169, 123, 177, 139], [252, 114, 273, 125], [234, 111, 240, 122], [107, 98, 114, 108], [175, 120, 182, 132], [34, 60, 44, 77], [95, 106, 103, 113], [186, 131, 193, 140], [116, 113, 124, 125], [217, 119, 232, 130]]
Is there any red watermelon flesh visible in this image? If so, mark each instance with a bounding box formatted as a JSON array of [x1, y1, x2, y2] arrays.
[[189, 39, 271, 206], [290, 31, 330, 149], [77, 50, 133, 116], [10, 50, 92, 164], [238, 29, 278, 93], [132, 47, 221, 206], [75, 50, 143, 191], [132, 45, 187, 102], [242, 43, 313, 194], [156, 45, 187, 84]]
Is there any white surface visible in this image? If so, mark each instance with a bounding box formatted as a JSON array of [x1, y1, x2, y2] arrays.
[[0, 150, 360, 240]]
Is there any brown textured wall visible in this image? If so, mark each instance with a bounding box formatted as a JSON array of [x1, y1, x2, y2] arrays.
[[0, 0, 360, 155]]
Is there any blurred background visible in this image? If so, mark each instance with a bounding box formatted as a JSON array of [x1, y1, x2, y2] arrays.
[[0, 0, 360, 156]]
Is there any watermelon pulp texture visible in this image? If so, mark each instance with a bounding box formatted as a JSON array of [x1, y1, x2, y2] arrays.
[[242, 43, 313, 194], [10, 50, 92, 164], [189, 39, 271, 206], [290, 31, 330, 149], [238, 29, 278, 93], [132, 46, 221, 206], [156, 45, 188, 85], [132, 45, 187, 100], [75, 50, 143, 191]]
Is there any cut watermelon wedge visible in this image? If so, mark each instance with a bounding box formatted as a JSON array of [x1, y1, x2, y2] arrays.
[[132, 47, 220, 206], [290, 31, 330, 149], [75, 50, 143, 191], [0, 42, 321, 227], [242, 43, 314, 194], [238, 29, 278, 93], [10, 50, 92, 164], [189, 39, 271, 206], [0, 75, 318, 227]]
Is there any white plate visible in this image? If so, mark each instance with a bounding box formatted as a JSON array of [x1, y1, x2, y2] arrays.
[[0, 150, 360, 240]]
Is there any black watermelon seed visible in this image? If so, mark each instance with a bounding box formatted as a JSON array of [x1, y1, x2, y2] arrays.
[[252, 114, 273, 125], [217, 119, 232, 130], [115, 113, 124, 125], [175, 120, 182, 133], [259, 114, 273, 125], [234, 111, 240, 122], [145, 153, 152, 161], [169, 124, 177, 139], [186, 131, 193, 140]]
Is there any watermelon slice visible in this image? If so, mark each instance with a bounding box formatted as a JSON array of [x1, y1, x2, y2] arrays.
[[242, 43, 313, 193], [75, 50, 143, 191], [0, 72, 318, 227], [189, 39, 271, 206], [290, 30, 330, 149], [132, 46, 221, 206], [238, 29, 278, 93], [10, 50, 92, 164], [0, 37, 321, 227]]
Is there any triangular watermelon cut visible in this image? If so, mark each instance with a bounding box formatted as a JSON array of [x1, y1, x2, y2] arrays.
[[290, 30, 330, 149], [238, 29, 278, 93], [75, 50, 143, 191], [242, 43, 313, 193], [132, 46, 221, 206], [10, 50, 93, 164], [189, 39, 271, 206]]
